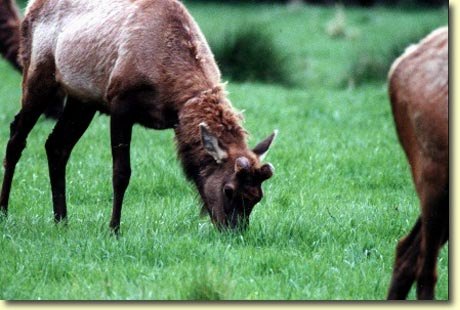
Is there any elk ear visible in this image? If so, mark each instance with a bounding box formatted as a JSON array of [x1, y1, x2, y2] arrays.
[[259, 163, 274, 181], [253, 129, 278, 161], [199, 122, 228, 164]]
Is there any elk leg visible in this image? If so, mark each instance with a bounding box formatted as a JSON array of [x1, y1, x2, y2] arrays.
[[43, 94, 64, 120], [387, 217, 422, 300], [109, 113, 133, 233], [0, 95, 50, 214], [45, 97, 96, 222], [416, 185, 448, 300]]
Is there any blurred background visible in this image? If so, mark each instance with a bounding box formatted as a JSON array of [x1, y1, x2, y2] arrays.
[[178, 0, 448, 90], [188, 0, 447, 6]]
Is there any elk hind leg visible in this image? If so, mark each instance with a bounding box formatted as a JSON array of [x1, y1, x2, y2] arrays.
[[109, 108, 133, 234], [45, 97, 96, 222], [387, 217, 422, 299], [0, 81, 56, 214], [416, 181, 448, 300]]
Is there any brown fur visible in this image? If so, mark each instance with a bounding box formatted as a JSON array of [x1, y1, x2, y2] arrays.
[[387, 27, 448, 300], [174, 85, 264, 224], [0, 0, 63, 118], [0, 0, 276, 232], [175, 85, 248, 182], [0, 0, 21, 71]]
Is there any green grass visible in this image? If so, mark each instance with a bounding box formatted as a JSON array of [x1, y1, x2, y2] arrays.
[[0, 2, 448, 300]]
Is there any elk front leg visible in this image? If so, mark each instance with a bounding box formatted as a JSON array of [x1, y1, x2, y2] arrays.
[[109, 113, 133, 234]]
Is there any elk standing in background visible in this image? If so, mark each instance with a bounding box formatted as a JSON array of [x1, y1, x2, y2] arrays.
[[0, 0, 63, 118], [0, 0, 277, 233], [0, 0, 21, 71], [387, 26, 448, 300]]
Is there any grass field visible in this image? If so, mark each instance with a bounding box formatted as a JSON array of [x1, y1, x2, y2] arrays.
[[0, 1, 448, 300]]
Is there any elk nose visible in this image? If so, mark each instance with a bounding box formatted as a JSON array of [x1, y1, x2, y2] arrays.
[[213, 217, 248, 233], [229, 215, 249, 232]]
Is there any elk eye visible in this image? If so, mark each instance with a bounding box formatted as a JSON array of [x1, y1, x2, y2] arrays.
[[223, 184, 235, 199]]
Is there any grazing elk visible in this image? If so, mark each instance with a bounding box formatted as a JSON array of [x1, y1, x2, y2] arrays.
[[387, 26, 448, 300], [0, 0, 63, 118], [0, 0, 277, 232]]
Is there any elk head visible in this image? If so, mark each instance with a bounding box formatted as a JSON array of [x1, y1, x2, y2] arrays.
[[199, 122, 276, 231]]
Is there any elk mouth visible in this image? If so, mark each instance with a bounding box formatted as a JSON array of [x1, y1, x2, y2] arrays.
[[210, 207, 249, 232], [201, 190, 250, 232]]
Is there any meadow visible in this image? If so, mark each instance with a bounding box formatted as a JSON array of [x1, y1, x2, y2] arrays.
[[0, 1, 448, 300]]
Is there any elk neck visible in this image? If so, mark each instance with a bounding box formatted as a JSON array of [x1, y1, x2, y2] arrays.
[[174, 84, 248, 192]]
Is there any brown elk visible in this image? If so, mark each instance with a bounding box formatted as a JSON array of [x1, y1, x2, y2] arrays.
[[0, 0, 277, 232], [0, 0, 21, 71], [387, 26, 448, 300], [0, 0, 63, 118]]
